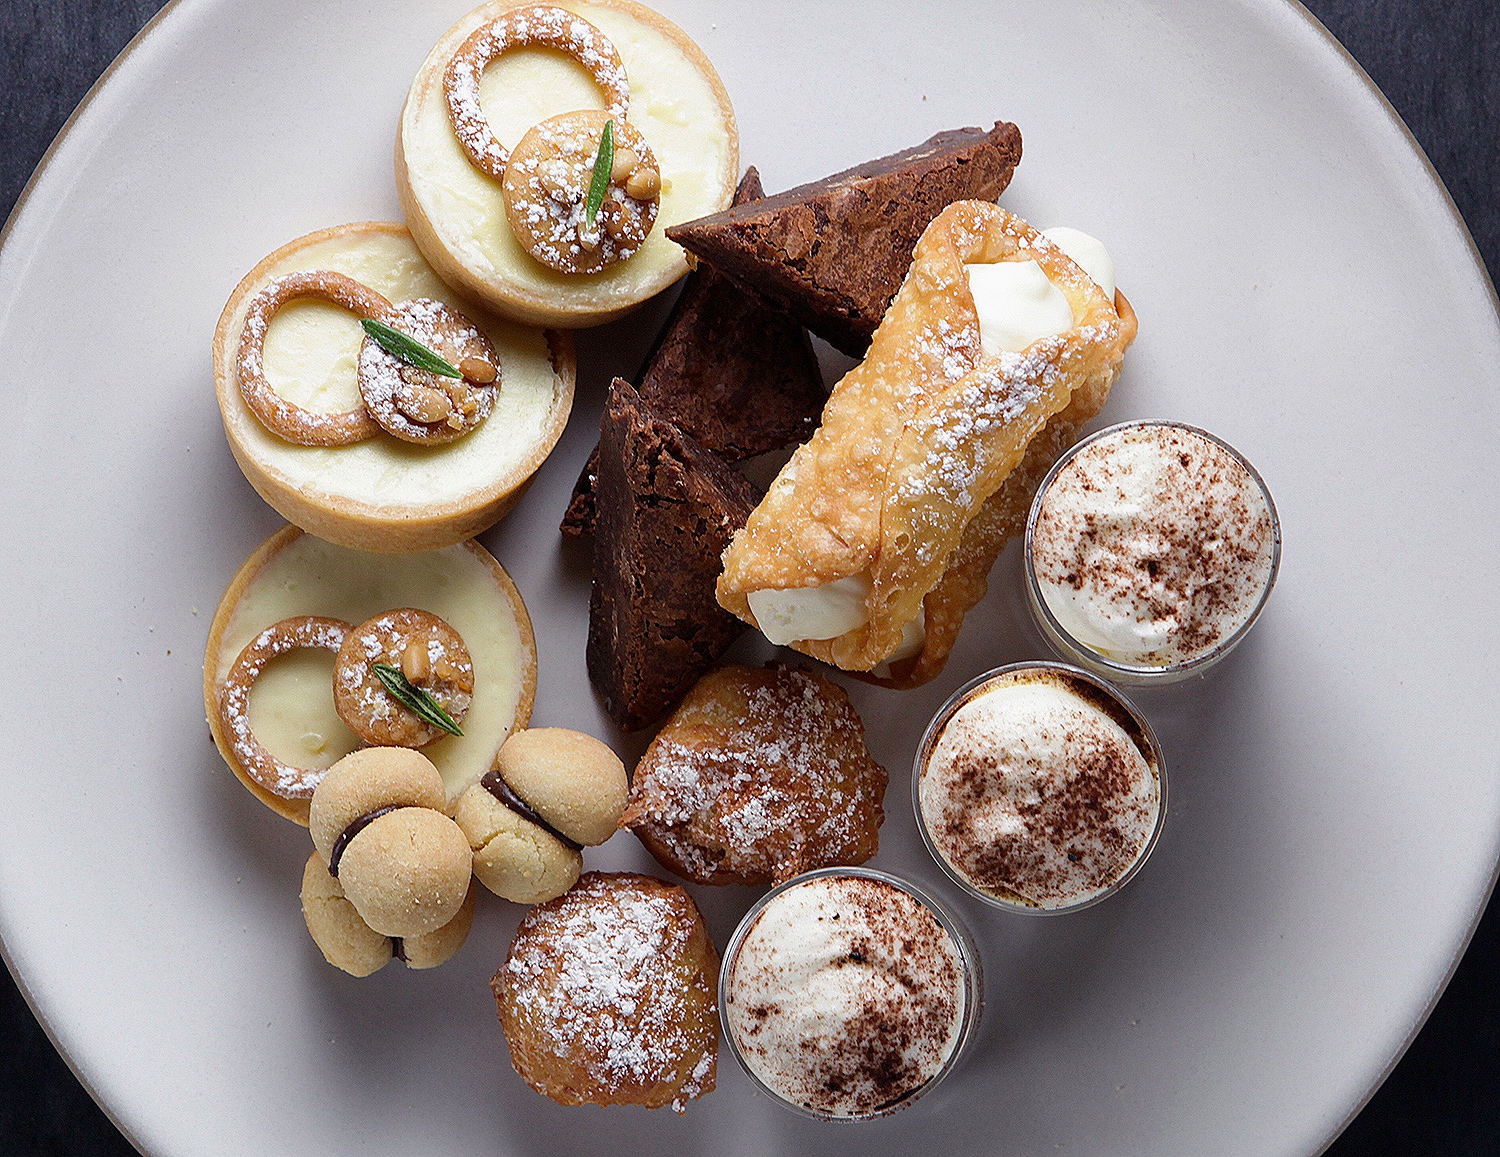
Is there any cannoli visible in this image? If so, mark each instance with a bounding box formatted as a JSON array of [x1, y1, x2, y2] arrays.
[[716, 201, 1137, 685]]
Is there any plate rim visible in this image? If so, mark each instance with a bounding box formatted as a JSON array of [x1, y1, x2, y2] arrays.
[[1, 2, 1497, 1155]]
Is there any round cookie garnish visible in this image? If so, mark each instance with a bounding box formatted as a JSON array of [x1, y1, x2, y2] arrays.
[[444, 3, 630, 180], [218, 615, 352, 800], [503, 111, 660, 274], [334, 608, 475, 747], [357, 298, 499, 445], [237, 270, 389, 446]]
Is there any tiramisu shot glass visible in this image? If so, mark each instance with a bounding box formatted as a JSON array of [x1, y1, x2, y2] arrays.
[[914, 663, 1165, 914], [1024, 420, 1281, 684], [719, 867, 982, 1120]]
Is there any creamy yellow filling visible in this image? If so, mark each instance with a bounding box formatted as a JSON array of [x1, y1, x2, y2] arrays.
[[225, 230, 563, 507], [216, 534, 526, 801], [402, 1, 733, 310]]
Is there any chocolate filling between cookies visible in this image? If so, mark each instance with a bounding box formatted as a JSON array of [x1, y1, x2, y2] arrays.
[[480, 769, 582, 852], [328, 804, 404, 878]]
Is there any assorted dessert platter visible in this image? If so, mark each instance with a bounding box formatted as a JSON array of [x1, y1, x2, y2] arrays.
[[201, 0, 1282, 1123]]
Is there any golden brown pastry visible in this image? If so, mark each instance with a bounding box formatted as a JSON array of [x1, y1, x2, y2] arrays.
[[716, 201, 1136, 686], [308, 748, 473, 939], [453, 728, 628, 903], [203, 526, 536, 825], [300, 854, 476, 976], [492, 872, 718, 1111], [397, 0, 738, 327], [620, 663, 888, 885], [213, 222, 574, 552]]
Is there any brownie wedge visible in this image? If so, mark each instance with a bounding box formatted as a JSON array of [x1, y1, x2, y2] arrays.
[[666, 122, 1023, 356], [562, 167, 824, 536], [586, 378, 761, 731]]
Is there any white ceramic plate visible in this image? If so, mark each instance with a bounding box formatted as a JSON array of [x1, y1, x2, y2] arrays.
[[2, 1, 1497, 1154]]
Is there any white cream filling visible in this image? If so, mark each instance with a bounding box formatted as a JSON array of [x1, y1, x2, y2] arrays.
[[401, 1, 735, 310], [226, 230, 562, 508], [1041, 226, 1116, 301], [965, 260, 1074, 356], [747, 573, 872, 646], [216, 534, 527, 802], [964, 227, 1116, 356]]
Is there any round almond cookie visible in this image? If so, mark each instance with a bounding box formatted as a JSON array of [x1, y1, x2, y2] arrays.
[[453, 728, 628, 903], [213, 222, 575, 552], [203, 525, 537, 825], [396, 0, 738, 328], [300, 853, 476, 977], [492, 872, 719, 1111]]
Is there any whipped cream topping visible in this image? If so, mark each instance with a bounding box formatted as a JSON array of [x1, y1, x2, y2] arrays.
[[919, 672, 1159, 908], [1031, 424, 1277, 666], [746, 571, 872, 646], [724, 874, 966, 1117]]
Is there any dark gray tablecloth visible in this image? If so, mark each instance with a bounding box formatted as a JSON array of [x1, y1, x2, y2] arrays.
[[2, 1, 1496, 1153]]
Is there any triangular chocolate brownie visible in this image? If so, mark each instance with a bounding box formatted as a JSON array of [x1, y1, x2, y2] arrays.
[[562, 167, 824, 536], [586, 378, 762, 731], [667, 122, 1023, 356]]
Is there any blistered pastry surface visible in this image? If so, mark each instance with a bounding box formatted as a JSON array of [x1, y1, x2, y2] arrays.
[[402, 0, 734, 312], [221, 229, 563, 507], [214, 533, 528, 802], [718, 201, 1132, 677]]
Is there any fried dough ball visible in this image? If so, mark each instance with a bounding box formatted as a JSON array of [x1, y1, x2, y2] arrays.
[[492, 872, 718, 1111], [621, 663, 889, 885]]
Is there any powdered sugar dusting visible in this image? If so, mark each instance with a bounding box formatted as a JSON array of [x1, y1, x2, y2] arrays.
[[622, 664, 888, 884], [495, 873, 717, 1112], [444, 5, 630, 177], [219, 616, 350, 797]]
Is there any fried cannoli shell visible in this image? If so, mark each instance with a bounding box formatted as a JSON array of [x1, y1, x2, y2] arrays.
[[718, 200, 1134, 676]]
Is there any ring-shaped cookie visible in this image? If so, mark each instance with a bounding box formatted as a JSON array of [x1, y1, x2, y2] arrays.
[[218, 615, 353, 799], [237, 271, 392, 447], [356, 297, 500, 445], [444, 4, 630, 180]]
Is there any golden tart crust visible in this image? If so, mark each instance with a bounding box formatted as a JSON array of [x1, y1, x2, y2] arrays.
[[213, 222, 575, 553], [203, 525, 537, 825]]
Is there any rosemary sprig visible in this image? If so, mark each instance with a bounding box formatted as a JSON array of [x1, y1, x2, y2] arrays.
[[584, 119, 615, 229], [361, 318, 463, 378], [372, 663, 464, 737]]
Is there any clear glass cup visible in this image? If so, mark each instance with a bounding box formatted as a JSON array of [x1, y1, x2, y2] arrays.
[[718, 866, 983, 1120], [1023, 419, 1282, 685], [913, 662, 1167, 915]]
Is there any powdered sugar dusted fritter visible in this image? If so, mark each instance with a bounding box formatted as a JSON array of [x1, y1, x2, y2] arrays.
[[622, 663, 887, 886], [494, 872, 718, 1112], [334, 608, 474, 748], [717, 201, 1136, 684]]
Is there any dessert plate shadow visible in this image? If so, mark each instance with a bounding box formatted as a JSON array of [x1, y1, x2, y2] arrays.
[[1, 0, 1498, 1155]]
